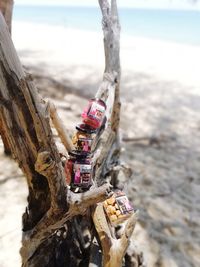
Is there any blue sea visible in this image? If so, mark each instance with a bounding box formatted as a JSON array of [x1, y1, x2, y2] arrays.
[[13, 6, 200, 46]]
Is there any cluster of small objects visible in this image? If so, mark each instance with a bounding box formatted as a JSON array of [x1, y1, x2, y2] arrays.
[[103, 191, 134, 226], [64, 98, 134, 225], [64, 98, 106, 192]]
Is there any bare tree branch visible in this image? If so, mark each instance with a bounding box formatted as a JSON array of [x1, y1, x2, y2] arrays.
[[49, 102, 74, 152], [0, 0, 13, 33], [21, 183, 112, 264], [93, 203, 138, 267], [35, 151, 67, 211], [0, 0, 14, 155]]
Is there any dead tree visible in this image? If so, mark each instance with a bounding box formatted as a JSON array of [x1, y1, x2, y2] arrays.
[[0, 0, 13, 155], [0, 1, 142, 266]]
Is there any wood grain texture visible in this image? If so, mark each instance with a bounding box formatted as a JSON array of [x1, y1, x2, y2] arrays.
[[0, 0, 14, 154], [0, 0, 13, 33], [49, 102, 74, 152]]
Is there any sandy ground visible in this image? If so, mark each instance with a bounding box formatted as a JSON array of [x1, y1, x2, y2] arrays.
[[0, 21, 200, 267]]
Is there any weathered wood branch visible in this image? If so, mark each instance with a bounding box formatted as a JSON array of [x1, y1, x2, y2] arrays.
[[93, 203, 138, 267], [98, 0, 121, 132], [0, 0, 13, 33], [93, 0, 121, 187], [49, 102, 74, 152], [90, 2, 141, 267], [0, 0, 14, 155], [93, 0, 121, 186], [35, 150, 67, 211], [21, 183, 112, 264], [91, 2, 144, 267], [98, 0, 120, 74], [0, 114, 11, 154], [94, 73, 117, 185], [120, 211, 139, 253]]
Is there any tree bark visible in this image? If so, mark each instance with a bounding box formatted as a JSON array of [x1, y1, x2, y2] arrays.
[[0, 115, 11, 154], [0, 0, 13, 33], [0, 1, 143, 266], [0, 0, 13, 155]]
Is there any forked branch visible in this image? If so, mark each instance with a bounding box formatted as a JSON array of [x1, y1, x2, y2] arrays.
[[91, 1, 139, 267], [93, 203, 138, 267]]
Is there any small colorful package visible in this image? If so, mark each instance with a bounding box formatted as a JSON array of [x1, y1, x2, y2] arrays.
[[81, 98, 106, 129], [72, 124, 97, 153], [65, 151, 92, 189], [103, 191, 134, 226]]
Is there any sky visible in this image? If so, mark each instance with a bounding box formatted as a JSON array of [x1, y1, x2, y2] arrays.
[[14, 0, 200, 10]]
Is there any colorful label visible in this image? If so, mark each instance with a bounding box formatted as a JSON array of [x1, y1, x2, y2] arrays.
[[115, 195, 133, 214], [76, 138, 93, 152], [73, 163, 92, 186], [88, 102, 105, 122]]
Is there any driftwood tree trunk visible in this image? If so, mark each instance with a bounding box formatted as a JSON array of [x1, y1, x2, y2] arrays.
[[0, 1, 142, 266], [0, 0, 13, 155]]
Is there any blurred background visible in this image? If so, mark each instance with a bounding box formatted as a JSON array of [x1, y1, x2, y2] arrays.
[[0, 0, 200, 266]]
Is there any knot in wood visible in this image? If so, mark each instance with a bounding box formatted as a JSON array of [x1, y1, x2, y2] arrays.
[[35, 151, 55, 173]]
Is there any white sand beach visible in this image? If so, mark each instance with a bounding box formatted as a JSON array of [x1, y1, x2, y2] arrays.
[[0, 20, 200, 267], [12, 21, 200, 90]]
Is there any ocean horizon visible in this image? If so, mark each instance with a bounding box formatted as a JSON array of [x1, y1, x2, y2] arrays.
[[13, 5, 200, 46]]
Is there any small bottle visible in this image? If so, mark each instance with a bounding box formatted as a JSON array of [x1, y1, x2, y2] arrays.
[[72, 124, 97, 153], [81, 98, 106, 129], [103, 191, 134, 226], [65, 151, 92, 189]]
